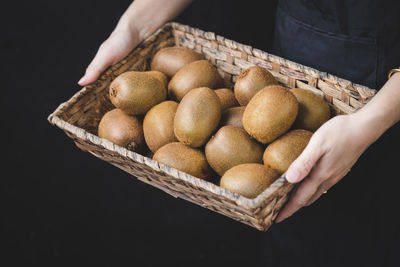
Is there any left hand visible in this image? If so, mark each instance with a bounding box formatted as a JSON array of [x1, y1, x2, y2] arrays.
[[275, 113, 375, 223]]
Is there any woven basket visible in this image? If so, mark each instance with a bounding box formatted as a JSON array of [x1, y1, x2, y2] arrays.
[[47, 22, 376, 231]]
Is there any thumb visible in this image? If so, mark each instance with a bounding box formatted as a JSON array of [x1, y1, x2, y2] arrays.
[[285, 136, 324, 183], [78, 43, 116, 86]]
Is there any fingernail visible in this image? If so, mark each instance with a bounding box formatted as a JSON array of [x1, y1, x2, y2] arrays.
[[285, 168, 300, 183], [78, 76, 86, 85], [275, 215, 285, 223]]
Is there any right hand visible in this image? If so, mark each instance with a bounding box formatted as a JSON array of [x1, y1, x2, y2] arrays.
[[78, 27, 141, 86]]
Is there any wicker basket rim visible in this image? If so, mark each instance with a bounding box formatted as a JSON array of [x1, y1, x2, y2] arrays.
[[169, 22, 377, 95]]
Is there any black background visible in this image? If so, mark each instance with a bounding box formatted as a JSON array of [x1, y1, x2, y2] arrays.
[[3, 1, 400, 266]]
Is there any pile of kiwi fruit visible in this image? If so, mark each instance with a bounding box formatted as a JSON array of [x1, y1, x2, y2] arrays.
[[97, 46, 331, 199]]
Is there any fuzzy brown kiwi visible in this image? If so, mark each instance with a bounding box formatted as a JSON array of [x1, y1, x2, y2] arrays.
[[220, 163, 279, 199], [220, 106, 246, 129], [143, 101, 178, 153], [150, 46, 204, 78], [146, 70, 169, 89], [234, 66, 278, 106], [174, 87, 221, 147], [263, 129, 312, 174], [168, 60, 223, 101], [153, 142, 212, 180], [205, 126, 264, 176], [290, 88, 331, 132], [109, 71, 167, 115], [98, 108, 144, 151], [243, 85, 298, 144], [214, 88, 239, 110]]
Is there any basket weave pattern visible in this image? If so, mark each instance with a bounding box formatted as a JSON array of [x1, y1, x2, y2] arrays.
[[48, 22, 376, 231]]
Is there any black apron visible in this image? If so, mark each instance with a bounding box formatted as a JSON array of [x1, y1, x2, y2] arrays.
[[273, 0, 400, 89], [262, 1, 400, 266]]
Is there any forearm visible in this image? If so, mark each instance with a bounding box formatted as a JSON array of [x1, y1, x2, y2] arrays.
[[115, 0, 193, 39], [353, 72, 400, 143]]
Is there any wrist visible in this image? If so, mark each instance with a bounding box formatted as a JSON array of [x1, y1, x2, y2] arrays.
[[350, 106, 387, 145], [352, 72, 400, 142]]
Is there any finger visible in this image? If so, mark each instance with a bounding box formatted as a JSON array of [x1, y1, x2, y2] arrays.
[[304, 179, 336, 207], [275, 166, 325, 223], [306, 166, 352, 206], [78, 43, 116, 86], [285, 135, 325, 183], [306, 156, 357, 206]]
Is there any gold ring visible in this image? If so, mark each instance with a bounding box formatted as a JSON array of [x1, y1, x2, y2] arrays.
[[388, 68, 400, 79]]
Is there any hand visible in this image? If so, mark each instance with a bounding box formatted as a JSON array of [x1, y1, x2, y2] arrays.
[[77, 0, 194, 86], [78, 27, 141, 86], [275, 113, 376, 223]]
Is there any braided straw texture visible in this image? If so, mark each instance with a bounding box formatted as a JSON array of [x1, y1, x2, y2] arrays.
[[47, 22, 376, 231]]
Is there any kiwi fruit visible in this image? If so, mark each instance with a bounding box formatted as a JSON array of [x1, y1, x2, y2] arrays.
[[205, 126, 264, 176], [215, 88, 239, 110], [151, 46, 204, 78], [168, 60, 223, 101], [147, 70, 169, 88], [143, 101, 178, 153], [109, 71, 167, 115], [220, 163, 279, 199], [174, 87, 221, 147], [243, 85, 298, 144], [263, 129, 312, 174], [291, 88, 331, 132], [220, 106, 245, 129], [98, 108, 144, 151], [153, 142, 212, 180], [234, 66, 278, 106]]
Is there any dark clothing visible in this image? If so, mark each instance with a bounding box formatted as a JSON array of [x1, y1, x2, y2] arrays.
[[266, 1, 400, 266], [273, 0, 400, 89]]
